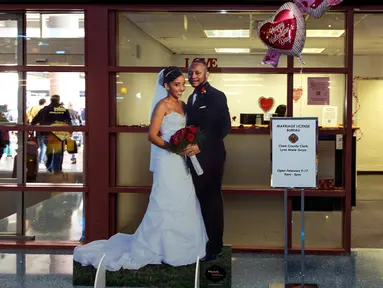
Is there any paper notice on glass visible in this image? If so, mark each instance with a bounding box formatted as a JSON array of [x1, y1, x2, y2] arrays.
[[322, 106, 338, 127], [308, 77, 330, 105]]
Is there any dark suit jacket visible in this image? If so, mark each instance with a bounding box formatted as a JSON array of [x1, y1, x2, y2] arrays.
[[186, 82, 231, 172]]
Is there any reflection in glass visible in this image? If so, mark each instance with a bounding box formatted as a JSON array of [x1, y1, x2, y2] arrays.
[[26, 254, 73, 275], [0, 192, 19, 234], [26, 12, 85, 66], [0, 128, 84, 184], [0, 130, 20, 184], [0, 253, 16, 273], [116, 72, 287, 126], [26, 130, 84, 184], [0, 14, 22, 66], [294, 12, 345, 67], [0, 72, 19, 124], [117, 11, 287, 67], [293, 73, 345, 125], [25, 192, 83, 241]]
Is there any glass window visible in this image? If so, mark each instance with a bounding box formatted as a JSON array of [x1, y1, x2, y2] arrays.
[[117, 133, 277, 189], [117, 193, 284, 247], [0, 130, 21, 184], [0, 72, 21, 124], [0, 192, 20, 234], [26, 130, 85, 184], [0, 13, 22, 65], [117, 11, 287, 67], [116, 72, 287, 126], [294, 12, 345, 67], [26, 72, 86, 125], [293, 73, 345, 125], [354, 13, 383, 77], [292, 197, 343, 248], [26, 12, 84, 66], [25, 192, 84, 241]]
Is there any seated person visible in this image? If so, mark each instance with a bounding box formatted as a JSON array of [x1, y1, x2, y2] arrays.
[[275, 104, 287, 117]]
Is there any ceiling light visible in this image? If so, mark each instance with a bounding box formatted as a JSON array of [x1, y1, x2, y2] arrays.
[[302, 48, 325, 54], [26, 13, 40, 19], [224, 84, 263, 87], [205, 29, 249, 38], [215, 48, 250, 53], [306, 29, 345, 37]]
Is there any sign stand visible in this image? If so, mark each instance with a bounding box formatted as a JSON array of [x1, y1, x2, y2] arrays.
[[270, 117, 319, 288], [300, 188, 305, 286], [283, 188, 288, 284]]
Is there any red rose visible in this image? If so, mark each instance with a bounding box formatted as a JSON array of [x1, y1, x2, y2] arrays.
[[174, 128, 186, 141], [170, 135, 180, 146], [186, 133, 195, 143], [187, 126, 198, 134], [200, 87, 206, 94]]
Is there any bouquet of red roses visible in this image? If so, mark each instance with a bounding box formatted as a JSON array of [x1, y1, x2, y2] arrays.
[[169, 125, 204, 176]]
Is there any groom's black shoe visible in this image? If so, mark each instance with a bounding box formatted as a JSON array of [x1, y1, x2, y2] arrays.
[[200, 252, 222, 262]]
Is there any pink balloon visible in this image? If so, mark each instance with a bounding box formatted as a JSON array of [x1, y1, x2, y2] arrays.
[[294, 0, 343, 18], [262, 48, 281, 68], [258, 2, 306, 60]]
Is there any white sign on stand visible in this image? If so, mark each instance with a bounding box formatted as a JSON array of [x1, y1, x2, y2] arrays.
[[271, 117, 318, 188], [270, 117, 318, 287]]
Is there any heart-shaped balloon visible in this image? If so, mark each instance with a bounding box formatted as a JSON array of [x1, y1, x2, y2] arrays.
[[294, 0, 343, 18], [293, 88, 303, 102], [258, 2, 306, 60], [258, 97, 275, 113]]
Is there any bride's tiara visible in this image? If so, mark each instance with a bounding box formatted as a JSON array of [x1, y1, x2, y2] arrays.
[[165, 70, 176, 77]]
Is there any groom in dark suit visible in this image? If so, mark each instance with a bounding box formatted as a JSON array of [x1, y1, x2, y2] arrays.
[[183, 59, 231, 261]]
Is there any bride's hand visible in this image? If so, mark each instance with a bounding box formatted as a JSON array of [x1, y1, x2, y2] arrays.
[[182, 144, 200, 157]]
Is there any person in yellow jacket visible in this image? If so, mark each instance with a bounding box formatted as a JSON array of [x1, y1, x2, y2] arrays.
[[26, 98, 46, 124], [27, 98, 47, 163]]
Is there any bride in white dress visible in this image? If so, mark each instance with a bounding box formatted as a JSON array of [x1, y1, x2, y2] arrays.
[[73, 66, 208, 271]]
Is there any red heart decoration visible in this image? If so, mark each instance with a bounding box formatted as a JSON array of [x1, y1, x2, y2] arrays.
[[259, 97, 275, 113], [259, 10, 297, 51]]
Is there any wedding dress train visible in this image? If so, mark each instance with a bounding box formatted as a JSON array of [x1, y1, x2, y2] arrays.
[[73, 112, 208, 271]]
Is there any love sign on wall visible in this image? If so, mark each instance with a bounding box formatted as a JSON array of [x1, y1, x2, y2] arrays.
[[184, 58, 218, 68]]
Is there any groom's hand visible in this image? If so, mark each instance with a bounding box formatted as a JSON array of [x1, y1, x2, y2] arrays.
[[183, 144, 200, 157]]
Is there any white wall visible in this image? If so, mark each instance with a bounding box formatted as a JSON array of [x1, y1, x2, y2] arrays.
[[354, 79, 383, 171], [353, 57, 383, 171], [117, 14, 173, 66]]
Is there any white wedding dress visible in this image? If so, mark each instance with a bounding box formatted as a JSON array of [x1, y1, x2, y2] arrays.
[[73, 111, 208, 271]]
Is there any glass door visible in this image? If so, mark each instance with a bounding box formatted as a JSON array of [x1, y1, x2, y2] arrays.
[[0, 12, 31, 240]]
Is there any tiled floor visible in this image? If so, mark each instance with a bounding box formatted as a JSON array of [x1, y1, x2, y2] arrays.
[[0, 249, 383, 287]]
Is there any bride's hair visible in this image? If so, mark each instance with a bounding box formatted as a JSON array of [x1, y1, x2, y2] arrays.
[[162, 66, 183, 86]]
